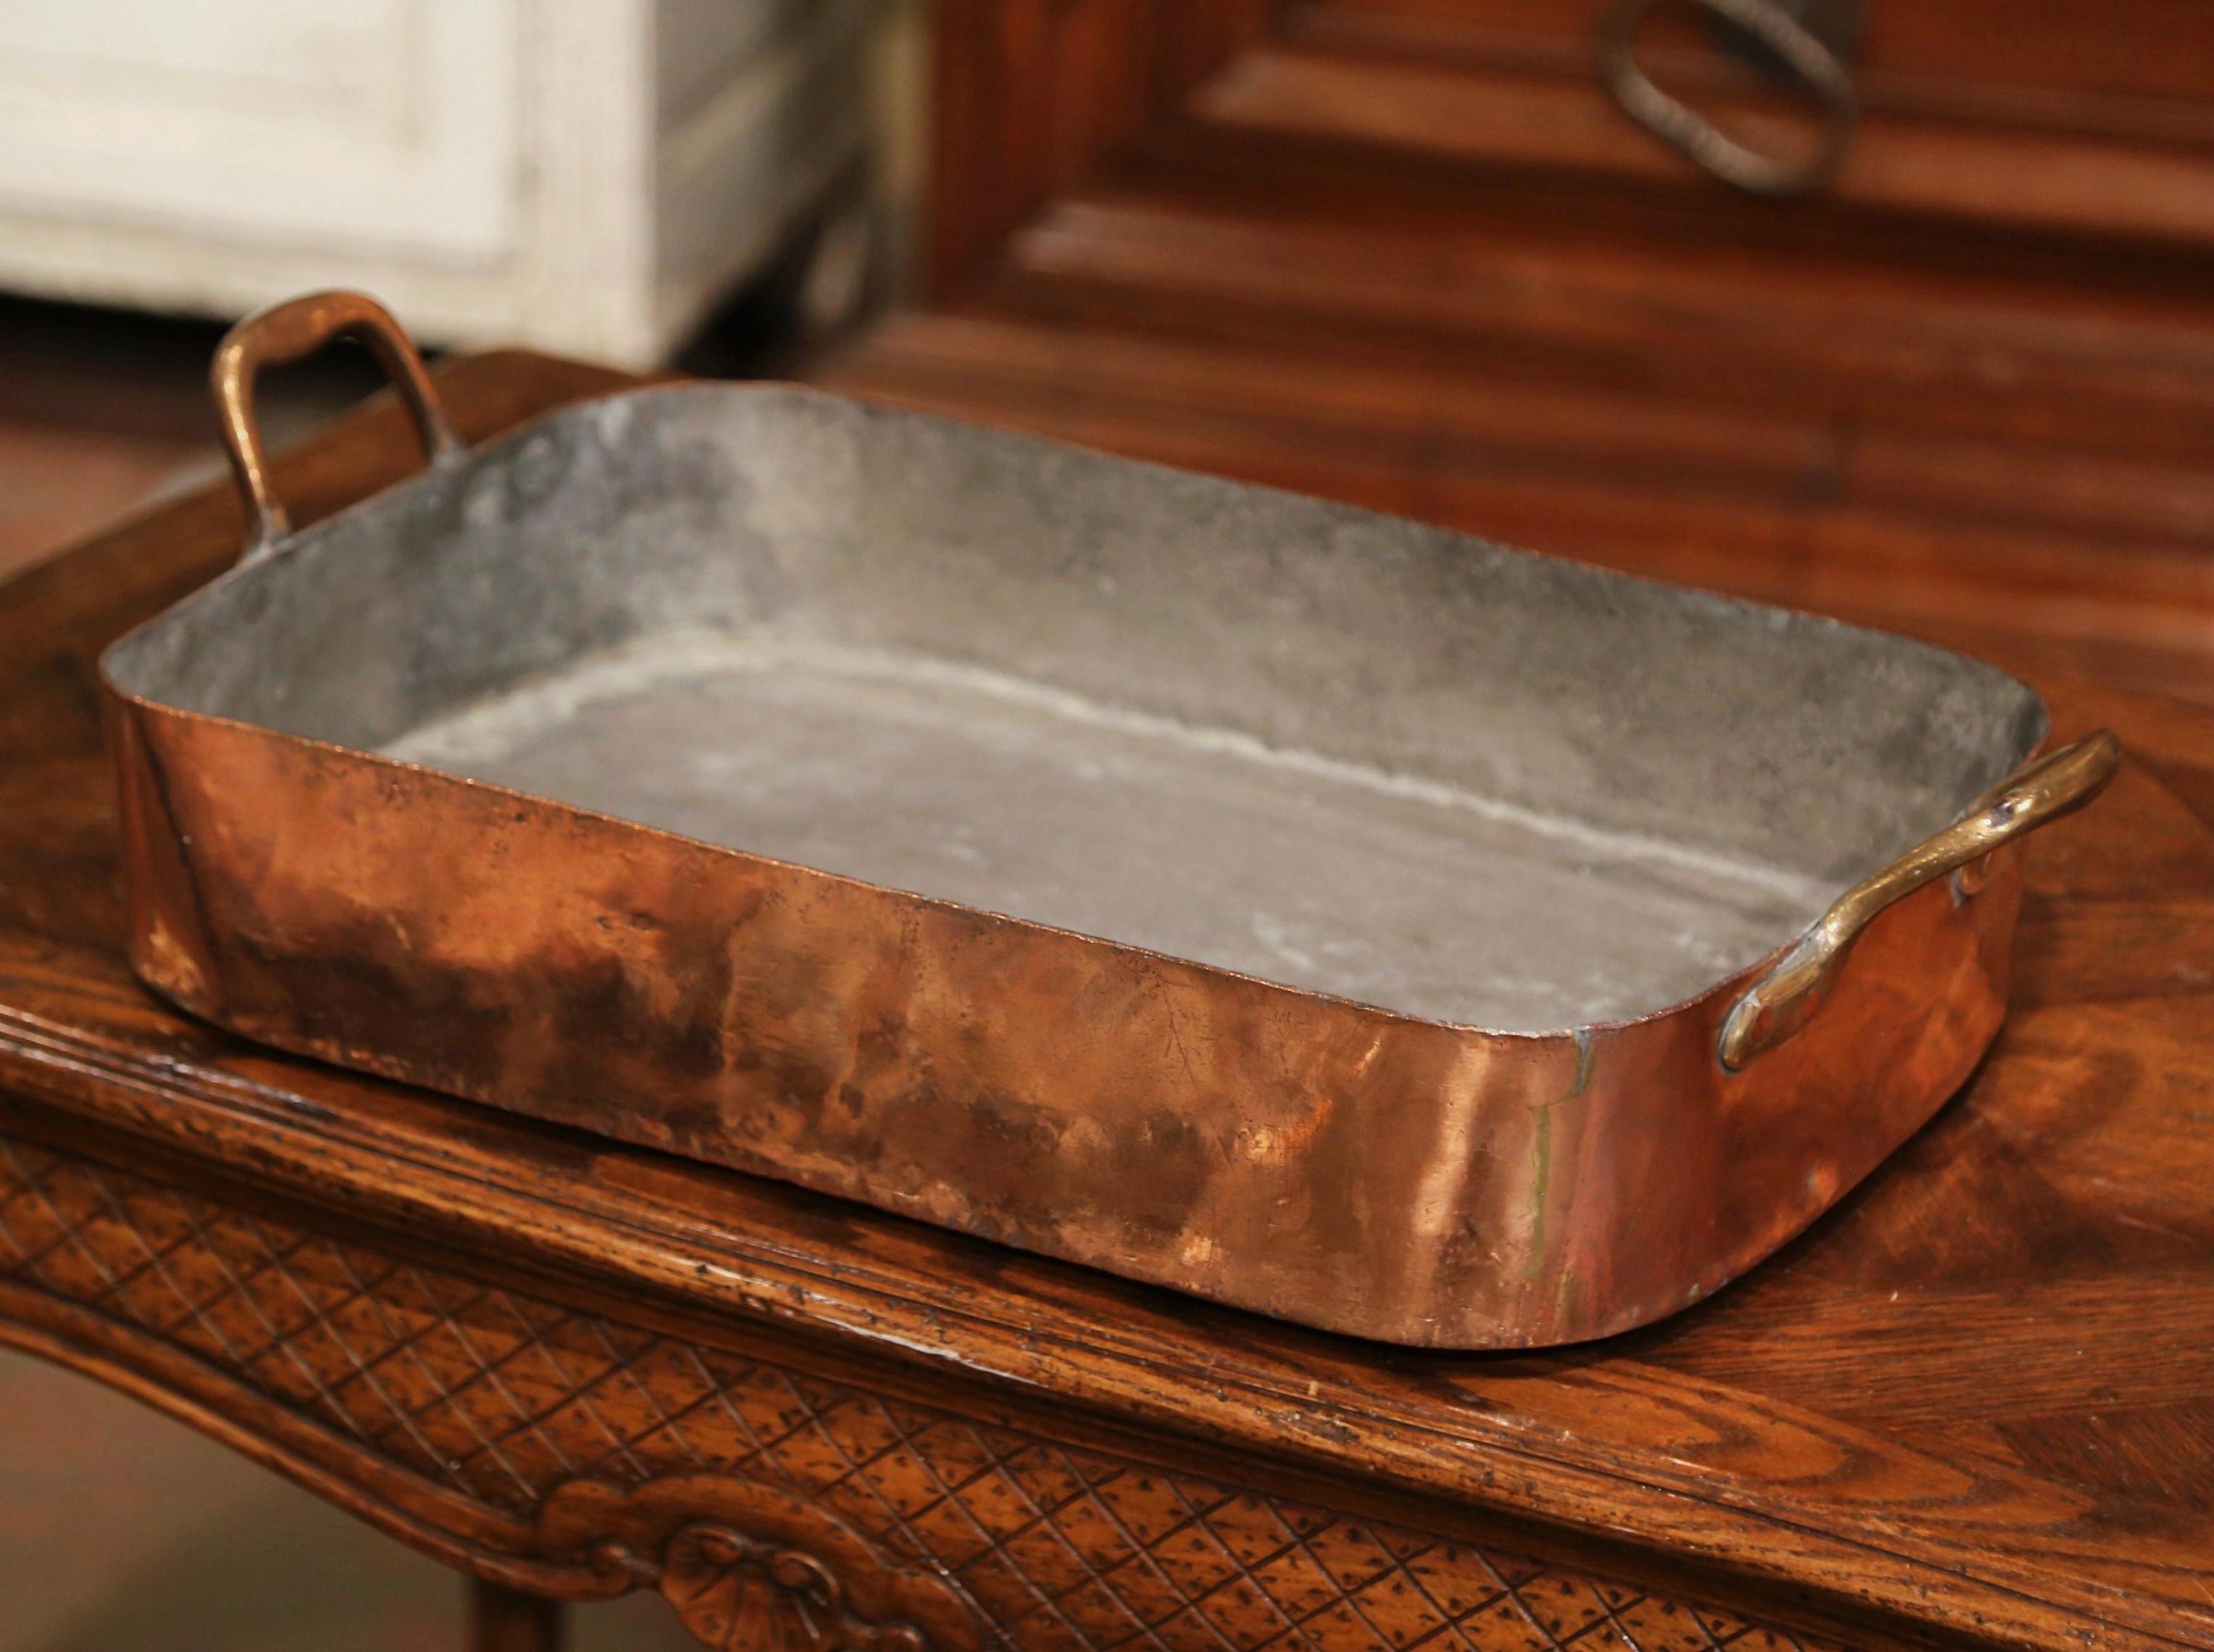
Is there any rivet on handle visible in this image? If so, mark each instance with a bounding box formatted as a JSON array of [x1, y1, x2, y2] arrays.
[[211, 290, 464, 564]]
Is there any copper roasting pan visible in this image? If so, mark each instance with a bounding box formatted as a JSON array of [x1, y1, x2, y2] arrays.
[[101, 293, 2121, 1348]]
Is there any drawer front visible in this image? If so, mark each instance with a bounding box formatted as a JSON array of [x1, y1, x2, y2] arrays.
[[1313, 0, 2214, 108], [1226, 0, 2214, 242]]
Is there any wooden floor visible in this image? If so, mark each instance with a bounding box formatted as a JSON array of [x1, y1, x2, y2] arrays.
[[0, 296, 396, 585], [0, 306, 206, 582]]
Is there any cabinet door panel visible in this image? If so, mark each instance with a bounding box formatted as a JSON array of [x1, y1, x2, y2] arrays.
[[0, 0, 519, 258]]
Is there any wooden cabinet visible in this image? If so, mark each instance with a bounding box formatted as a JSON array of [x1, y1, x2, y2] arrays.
[[827, 0, 2214, 705]]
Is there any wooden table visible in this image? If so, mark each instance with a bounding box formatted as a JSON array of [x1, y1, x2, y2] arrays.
[[2, 350, 2210, 1652]]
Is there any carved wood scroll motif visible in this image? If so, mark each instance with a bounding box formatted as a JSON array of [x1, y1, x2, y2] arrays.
[[0, 1134, 1845, 1652], [653, 1527, 923, 1652], [538, 1475, 960, 1652]]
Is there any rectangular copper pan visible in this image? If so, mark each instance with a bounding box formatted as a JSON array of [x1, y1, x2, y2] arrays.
[[101, 293, 2118, 1348]]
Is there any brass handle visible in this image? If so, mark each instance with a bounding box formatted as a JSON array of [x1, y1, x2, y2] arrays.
[[1718, 730, 2121, 1071], [1599, 0, 1859, 198], [212, 290, 462, 564]]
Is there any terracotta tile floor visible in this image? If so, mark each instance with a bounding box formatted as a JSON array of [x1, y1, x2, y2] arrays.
[[0, 296, 704, 1651]]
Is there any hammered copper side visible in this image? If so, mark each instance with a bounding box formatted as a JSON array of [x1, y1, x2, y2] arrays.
[[106, 688, 2019, 1348]]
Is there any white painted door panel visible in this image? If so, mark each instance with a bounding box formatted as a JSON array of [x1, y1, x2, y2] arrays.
[[0, 0, 518, 258]]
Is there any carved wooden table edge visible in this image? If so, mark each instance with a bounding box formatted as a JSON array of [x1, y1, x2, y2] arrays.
[[0, 348, 2203, 1652], [9, 916, 2190, 1652], [0, 1070, 1897, 1652]]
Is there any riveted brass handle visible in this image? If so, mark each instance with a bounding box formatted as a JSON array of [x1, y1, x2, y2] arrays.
[[1718, 730, 2121, 1071], [1600, 0, 1859, 198], [212, 290, 463, 564]]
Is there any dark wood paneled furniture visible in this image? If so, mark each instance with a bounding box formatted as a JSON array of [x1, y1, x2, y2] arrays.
[[2, 347, 2213, 1648], [830, 0, 2214, 709]]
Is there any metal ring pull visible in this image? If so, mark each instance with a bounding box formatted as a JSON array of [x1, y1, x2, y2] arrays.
[[1718, 730, 2121, 1071], [1600, 0, 1859, 199], [212, 289, 464, 564]]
